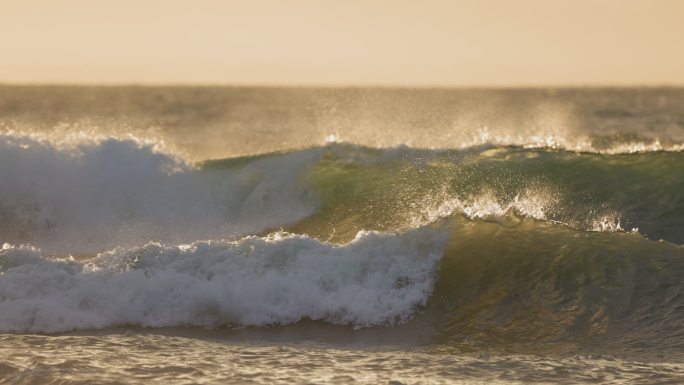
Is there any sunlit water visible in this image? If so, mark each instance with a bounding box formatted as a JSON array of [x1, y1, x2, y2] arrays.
[[3, 329, 684, 385], [2, 86, 684, 384]]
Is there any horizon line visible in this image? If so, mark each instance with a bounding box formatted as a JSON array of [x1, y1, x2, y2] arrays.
[[2, 81, 684, 90]]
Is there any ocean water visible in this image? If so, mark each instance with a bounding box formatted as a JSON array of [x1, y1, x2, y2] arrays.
[[1, 86, 684, 384]]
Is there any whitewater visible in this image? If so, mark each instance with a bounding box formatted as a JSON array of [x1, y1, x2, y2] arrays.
[[1, 86, 684, 384]]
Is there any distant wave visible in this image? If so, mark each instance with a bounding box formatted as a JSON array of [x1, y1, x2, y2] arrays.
[[2, 133, 684, 256], [448, 126, 684, 155]]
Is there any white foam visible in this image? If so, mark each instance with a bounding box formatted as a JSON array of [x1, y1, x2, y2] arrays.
[[0, 226, 447, 333], [407, 187, 558, 228], [0, 134, 321, 254], [590, 214, 625, 233], [406, 187, 641, 236], [462, 126, 684, 155]]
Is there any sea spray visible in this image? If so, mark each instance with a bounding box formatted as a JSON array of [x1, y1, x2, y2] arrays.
[[0, 134, 321, 254]]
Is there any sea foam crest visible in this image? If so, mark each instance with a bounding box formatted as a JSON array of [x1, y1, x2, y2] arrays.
[[0, 226, 447, 333], [408, 186, 558, 228], [0, 134, 321, 254]]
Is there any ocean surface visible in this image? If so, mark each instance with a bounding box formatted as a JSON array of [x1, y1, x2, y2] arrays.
[[1, 86, 684, 384]]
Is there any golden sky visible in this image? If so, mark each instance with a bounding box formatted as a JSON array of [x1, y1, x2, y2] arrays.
[[1, 0, 683, 86]]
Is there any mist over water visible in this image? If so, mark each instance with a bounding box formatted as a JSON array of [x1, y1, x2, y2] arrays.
[[2, 86, 684, 384], [2, 86, 684, 159]]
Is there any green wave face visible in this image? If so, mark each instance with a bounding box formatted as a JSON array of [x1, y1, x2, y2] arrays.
[[430, 218, 684, 351], [286, 143, 684, 245]]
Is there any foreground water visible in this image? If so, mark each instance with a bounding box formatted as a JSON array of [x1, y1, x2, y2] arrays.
[[3, 329, 684, 384], [1, 86, 684, 383]]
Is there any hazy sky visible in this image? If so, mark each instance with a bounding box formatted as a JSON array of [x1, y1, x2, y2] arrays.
[[2, 0, 683, 86]]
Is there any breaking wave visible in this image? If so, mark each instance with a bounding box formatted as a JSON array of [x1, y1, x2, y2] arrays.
[[0, 134, 321, 254], [1, 132, 684, 350], [0, 226, 447, 333]]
